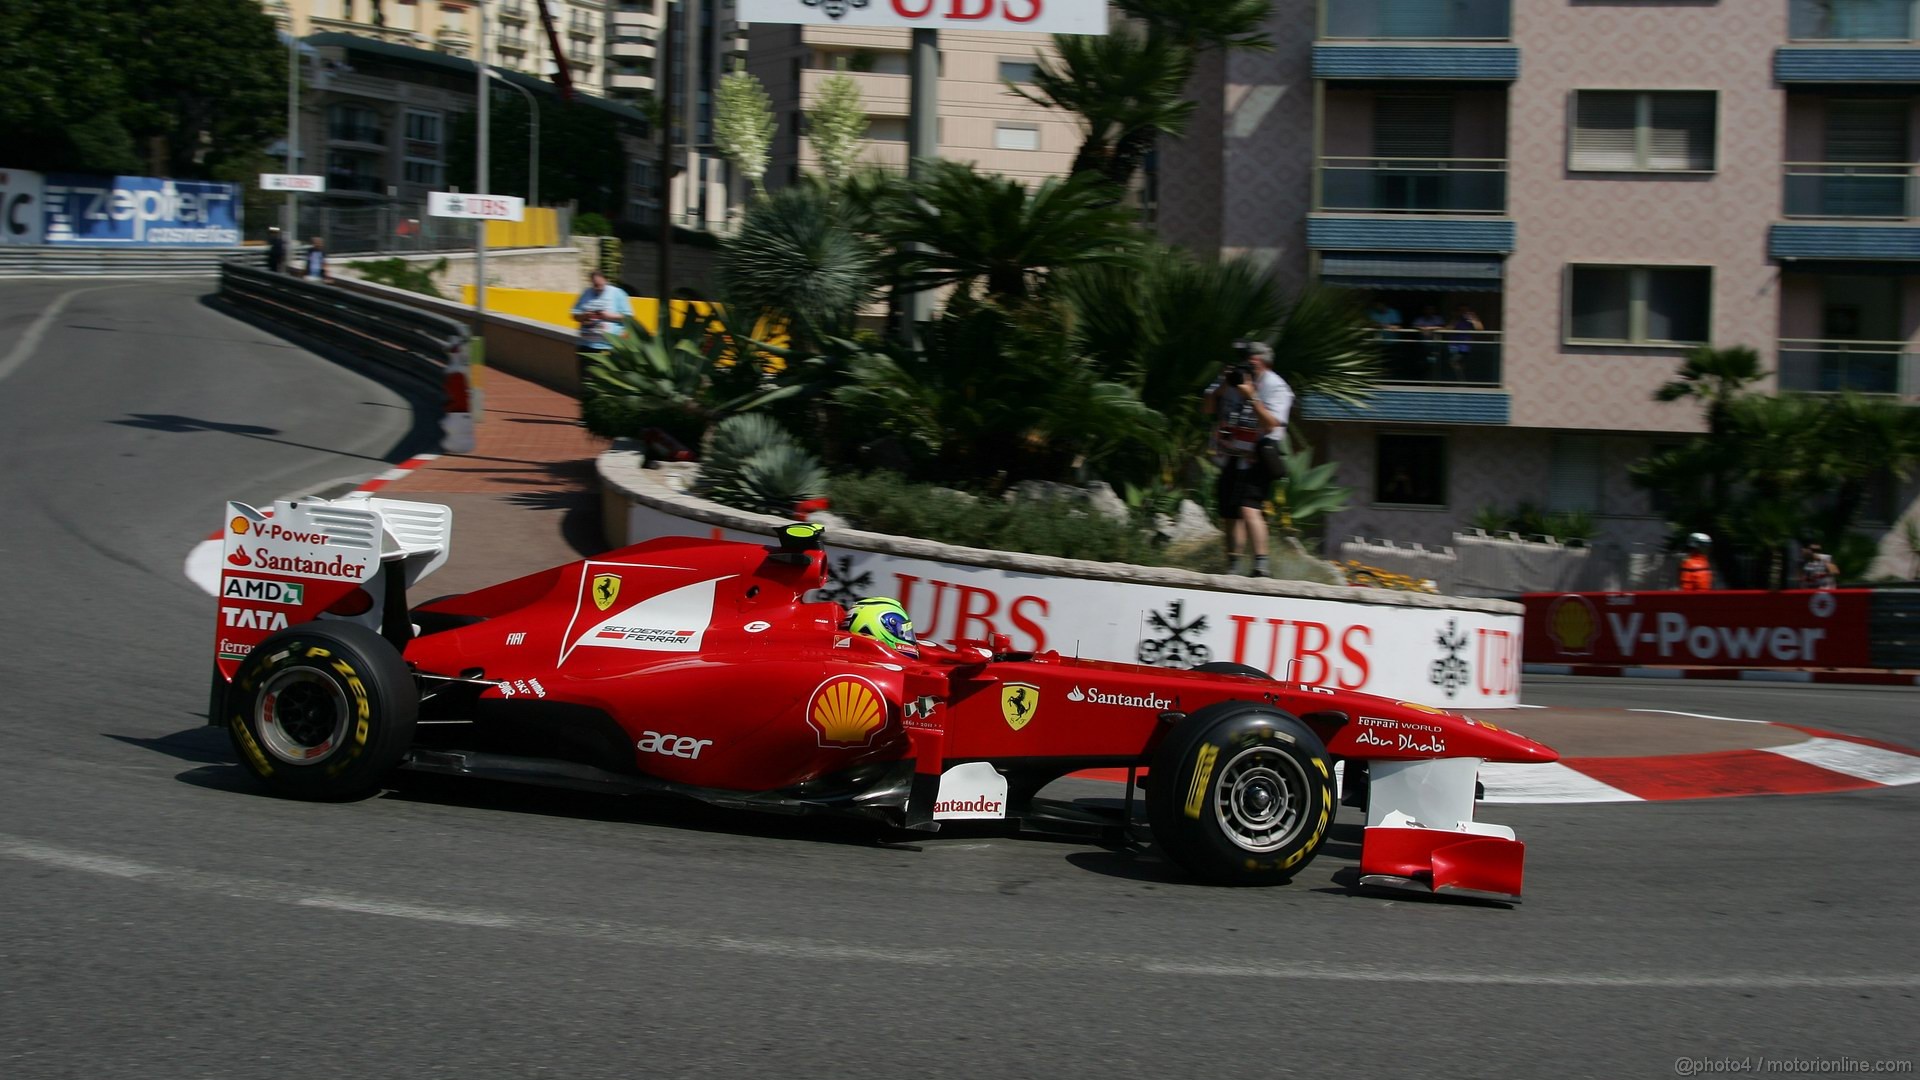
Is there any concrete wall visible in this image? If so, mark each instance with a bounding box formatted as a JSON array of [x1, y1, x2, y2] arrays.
[[336, 246, 597, 294]]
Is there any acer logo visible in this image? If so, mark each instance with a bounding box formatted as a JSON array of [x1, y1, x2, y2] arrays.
[[636, 731, 712, 759]]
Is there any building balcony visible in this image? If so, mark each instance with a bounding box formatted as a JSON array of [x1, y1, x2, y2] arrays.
[[328, 123, 388, 148], [1771, 221, 1920, 259], [1778, 338, 1920, 397], [437, 27, 472, 51], [800, 68, 908, 117], [1301, 388, 1511, 424], [500, 3, 528, 23], [1307, 215, 1516, 253], [1784, 162, 1920, 219], [1312, 45, 1518, 81], [1371, 328, 1503, 386], [1320, 0, 1511, 41], [611, 38, 656, 58], [325, 172, 386, 197], [498, 31, 530, 51], [1790, 0, 1918, 41], [1317, 157, 1506, 215]]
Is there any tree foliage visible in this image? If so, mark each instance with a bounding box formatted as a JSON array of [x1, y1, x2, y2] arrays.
[[0, 0, 283, 177], [713, 71, 776, 196], [806, 71, 868, 185], [1633, 368, 1920, 585], [883, 161, 1143, 304], [715, 182, 879, 348]]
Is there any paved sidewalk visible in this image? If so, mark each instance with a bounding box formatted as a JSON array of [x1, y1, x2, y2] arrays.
[[382, 364, 610, 597]]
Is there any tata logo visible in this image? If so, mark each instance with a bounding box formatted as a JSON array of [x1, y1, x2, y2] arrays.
[[221, 607, 290, 631]]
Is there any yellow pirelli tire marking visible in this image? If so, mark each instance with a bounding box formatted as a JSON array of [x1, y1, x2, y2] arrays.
[[231, 715, 273, 777], [1184, 743, 1220, 819]]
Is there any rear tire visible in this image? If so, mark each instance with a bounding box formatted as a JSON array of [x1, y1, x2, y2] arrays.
[[1191, 661, 1273, 680], [1146, 703, 1334, 885], [226, 622, 417, 800]]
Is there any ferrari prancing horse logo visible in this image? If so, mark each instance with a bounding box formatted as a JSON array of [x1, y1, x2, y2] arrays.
[[592, 573, 622, 611], [1001, 683, 1040, 731]]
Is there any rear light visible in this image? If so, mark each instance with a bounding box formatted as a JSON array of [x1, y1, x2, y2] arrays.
[[326, 588, 376, 616]]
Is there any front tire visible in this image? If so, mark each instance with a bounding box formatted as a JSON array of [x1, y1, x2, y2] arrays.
[[226, 622, 417, 800], [1146, 704, 1334, 885]]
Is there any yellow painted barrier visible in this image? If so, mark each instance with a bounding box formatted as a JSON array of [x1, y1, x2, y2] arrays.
[[483, 207, 560, 249], [458, 287, 791, 371]]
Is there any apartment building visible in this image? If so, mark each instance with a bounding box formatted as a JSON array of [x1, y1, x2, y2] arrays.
[[260, 0, 611, 96], [1158, 0, 1920, 573], [288, 32, 654, 235], [744, 23, 1077, 188]]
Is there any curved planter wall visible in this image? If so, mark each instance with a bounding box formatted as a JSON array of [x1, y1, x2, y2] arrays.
[[600, 449, 1524, 708]]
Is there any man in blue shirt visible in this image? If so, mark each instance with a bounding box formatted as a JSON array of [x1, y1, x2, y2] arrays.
[[572, 269, 633, 359]]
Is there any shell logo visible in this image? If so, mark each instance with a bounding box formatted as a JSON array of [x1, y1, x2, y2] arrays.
[[230, 515, 252, 535], [1546, 594, 1600, 656], [807, 675, 887, 748]]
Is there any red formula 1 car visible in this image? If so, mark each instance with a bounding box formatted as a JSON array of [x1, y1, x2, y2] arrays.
[[210, 496, 1559, 899]]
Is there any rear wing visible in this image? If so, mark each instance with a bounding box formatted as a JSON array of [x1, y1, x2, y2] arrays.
[[214, 495, 452, 680]]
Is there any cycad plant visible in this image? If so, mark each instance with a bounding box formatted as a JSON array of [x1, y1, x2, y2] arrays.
[[582, 309, 797, 448], [700, 414, 828, 517], [715, 181, 879, 350]]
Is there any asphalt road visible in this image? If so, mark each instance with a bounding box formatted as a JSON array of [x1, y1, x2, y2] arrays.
[[1, 280, 1914, 1080]]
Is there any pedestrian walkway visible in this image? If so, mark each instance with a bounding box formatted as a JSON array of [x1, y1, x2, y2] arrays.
[[381, 364, 610, 597]]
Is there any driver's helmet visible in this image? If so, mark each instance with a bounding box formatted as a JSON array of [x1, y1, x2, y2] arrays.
[[845, 597, 919, 657]]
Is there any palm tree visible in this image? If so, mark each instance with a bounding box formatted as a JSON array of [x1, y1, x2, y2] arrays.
[[714, 182, 879, 349], [883, 161, 1143, 305], [1062, 249, 1378, 479], [1014, 0, 1273, 191], [1655, 344, 1768, 434], [1013, 28, 1196, 188]]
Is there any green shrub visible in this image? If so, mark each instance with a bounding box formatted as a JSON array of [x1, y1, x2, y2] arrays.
[[574, 211, 613, 236], [825, 472, 1161, 564], [701, 415, 827, 516], [355, 256, 447, 298]]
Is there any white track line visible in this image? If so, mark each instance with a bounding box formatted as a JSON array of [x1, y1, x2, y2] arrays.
[[1629, 709, 1773, 725], [1476, 761, 1640, 804], [1763, 737, 1920, 786], [5, 832, 1914, 989]]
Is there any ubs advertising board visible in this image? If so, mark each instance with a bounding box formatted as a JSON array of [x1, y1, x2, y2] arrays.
[[630, 504, 1523, 708], [736, 0, 1107, 33], [41, 173, 241, 246]]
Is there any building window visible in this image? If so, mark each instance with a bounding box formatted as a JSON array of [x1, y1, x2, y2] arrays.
[[1570, 90, 1716, 172], [867, 117, 909, 142], [999, 59, 1039, 83], [402, 159, 441, 186], [994, 123, 1040, 151], [1548, 436, 1604, 514], [1567, 265, 1712, 345], [1375, 433, 1448, 508], [404, 110, 441, 145]]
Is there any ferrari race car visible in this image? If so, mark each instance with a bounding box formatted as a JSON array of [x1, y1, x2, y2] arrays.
[[210, 495, 1559, 899]]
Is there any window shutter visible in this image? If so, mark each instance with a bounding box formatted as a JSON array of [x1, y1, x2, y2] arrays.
[[1572, 92, 1639, 170], [1826, 100, 1908, 161], [1548, 438, 1603, 514], [1647, 93, 1716, 170], [1373, 96, 1455, 159]]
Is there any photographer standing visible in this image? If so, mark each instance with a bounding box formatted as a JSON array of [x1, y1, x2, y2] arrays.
[[572, 269, 633, 380], [1204, 340, 1295, 577]]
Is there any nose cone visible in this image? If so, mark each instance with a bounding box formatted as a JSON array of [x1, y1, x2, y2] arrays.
[[1473, 719, 1560, 764]]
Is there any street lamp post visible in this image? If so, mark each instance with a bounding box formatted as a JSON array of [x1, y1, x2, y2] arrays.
[[475, 4, 489, 321], [488, 70, 540, 208], [285, 30, 300, 246]]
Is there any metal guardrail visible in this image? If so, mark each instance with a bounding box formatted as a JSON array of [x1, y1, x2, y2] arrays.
[[0, 246, 244, 277], [218, 260, 467, 390]]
